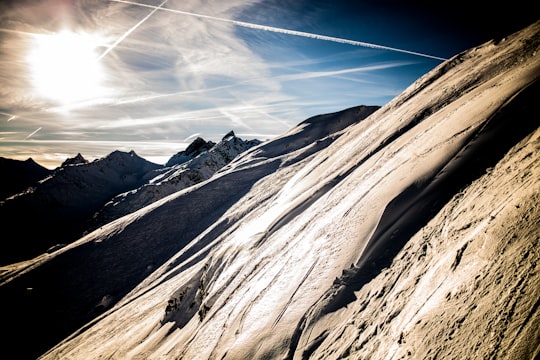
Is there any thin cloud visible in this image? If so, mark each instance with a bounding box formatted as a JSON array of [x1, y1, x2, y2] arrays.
[[113, 83, 237, 105], [111, 0, 448, 61], [1, 112, 18, 122], [0, 28, 43, 37], [112, 62, 411, 106]]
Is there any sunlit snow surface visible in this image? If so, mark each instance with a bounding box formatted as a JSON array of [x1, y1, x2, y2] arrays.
[[2, 21, 539, 360]]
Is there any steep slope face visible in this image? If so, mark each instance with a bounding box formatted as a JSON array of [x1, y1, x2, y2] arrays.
[[36, 21, 539, 360], [296, 114, 540, 360], [0, 105, 377, 360], [90, 132, 261, 229]]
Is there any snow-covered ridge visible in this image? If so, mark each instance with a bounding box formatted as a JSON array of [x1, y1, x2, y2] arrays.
[[1, 20, 539, 360]]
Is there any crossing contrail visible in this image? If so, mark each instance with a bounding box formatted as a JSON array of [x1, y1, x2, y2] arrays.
[[110, 0, 448, 61], [98, 0, 168, 60]]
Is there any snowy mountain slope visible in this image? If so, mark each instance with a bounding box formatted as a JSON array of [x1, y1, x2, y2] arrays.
[[89, 131, 261, 230], [32, 21, 539, 360], [1, 20, 538, 360], [296, 114, 540, 360], [0, 105, 377, 360]]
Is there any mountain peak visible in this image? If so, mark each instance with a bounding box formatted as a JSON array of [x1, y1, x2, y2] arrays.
[[61, 153, 87, 167], [0, 157, 52, 200], [166, 136, 218, 167], [185, 137, 214, 156], [222, 130, 235, 140], [104, 149, 149, 164]]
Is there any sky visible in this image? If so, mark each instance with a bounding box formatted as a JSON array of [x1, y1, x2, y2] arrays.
[[0, 0, 537, 169]]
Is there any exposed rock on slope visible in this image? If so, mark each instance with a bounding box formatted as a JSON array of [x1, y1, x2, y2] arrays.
[[60, 153, 88, 167], [166, 136, 215, 167]]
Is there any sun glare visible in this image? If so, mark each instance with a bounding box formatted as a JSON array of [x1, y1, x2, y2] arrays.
[[28, 30, 106, 105]]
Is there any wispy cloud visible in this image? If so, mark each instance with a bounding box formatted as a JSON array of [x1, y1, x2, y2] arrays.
[[0, 0, 445, 167], [111, 0, 448, 61]]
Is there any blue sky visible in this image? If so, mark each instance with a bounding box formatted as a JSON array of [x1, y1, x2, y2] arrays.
[[0, 0, 536, 168]]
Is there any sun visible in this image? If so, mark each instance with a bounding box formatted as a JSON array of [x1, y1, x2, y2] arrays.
[[27, 30, 106, 105]]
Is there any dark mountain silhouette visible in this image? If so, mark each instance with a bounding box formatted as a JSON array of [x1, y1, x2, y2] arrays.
[[0, 157, 51, 200]]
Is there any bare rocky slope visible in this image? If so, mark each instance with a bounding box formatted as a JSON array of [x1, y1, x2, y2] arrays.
[[1, 20, 538, 360]]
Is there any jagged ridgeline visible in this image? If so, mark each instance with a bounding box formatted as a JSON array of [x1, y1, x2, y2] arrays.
[[0, 20, 539, 360]]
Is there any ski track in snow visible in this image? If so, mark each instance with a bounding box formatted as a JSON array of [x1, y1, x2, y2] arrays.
[[272, 257, 319, 329]]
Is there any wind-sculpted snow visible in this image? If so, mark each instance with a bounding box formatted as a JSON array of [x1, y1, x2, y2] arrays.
[[294, 119, 540, 360], [0, 105, 376, 360], [3, 21, 540, 360]]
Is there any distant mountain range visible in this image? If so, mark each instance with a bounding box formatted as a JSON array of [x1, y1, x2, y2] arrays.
[[0, 20, 538, 360], [0, 131, 261, 265]]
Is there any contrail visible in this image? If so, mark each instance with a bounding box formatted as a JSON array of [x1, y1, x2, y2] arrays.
[[25, 127, 42, 139], [98, 0, 168, 60], [110, 0, 448, 61], [1, 112, 17, 122], [278, 62, 413, 81]]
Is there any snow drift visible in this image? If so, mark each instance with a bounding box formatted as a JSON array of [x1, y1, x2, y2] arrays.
[[1, 20, 539, 360]]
